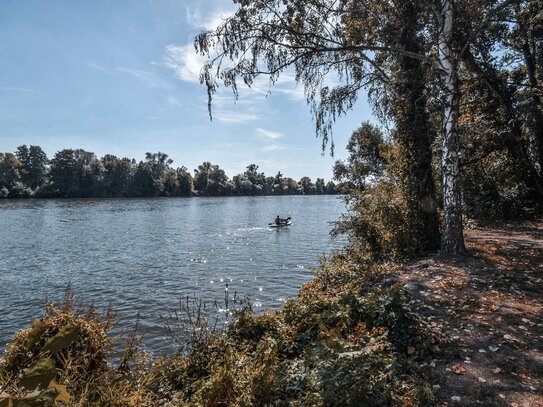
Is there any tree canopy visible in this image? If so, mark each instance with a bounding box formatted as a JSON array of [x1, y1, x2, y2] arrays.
[[0, 145, 337, 199]]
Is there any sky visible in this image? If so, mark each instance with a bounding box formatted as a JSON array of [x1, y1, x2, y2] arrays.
[[0, 0, 373, 180]]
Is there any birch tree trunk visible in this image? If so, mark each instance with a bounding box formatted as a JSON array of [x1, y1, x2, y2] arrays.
[[438, 0, 467, 254]]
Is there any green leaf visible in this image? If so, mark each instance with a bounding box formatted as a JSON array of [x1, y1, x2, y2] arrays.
[[19, 357, 56, 391], [22, 320, 46, 351], [42, 324, 80, 354]]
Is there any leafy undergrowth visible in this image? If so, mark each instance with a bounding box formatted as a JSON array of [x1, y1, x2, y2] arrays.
[[0, 255, 439, 406]]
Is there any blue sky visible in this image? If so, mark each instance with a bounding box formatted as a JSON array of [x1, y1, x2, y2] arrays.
[[0, 0, 372, 180]]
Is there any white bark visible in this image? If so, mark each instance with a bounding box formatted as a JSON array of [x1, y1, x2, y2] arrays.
[[438, 0, 466, 254]]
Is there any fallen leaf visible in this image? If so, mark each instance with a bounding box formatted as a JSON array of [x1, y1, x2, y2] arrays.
[[452, 364, 466, 375], [492, 367, 502, 374]]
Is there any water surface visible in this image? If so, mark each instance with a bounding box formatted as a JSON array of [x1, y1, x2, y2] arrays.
[[0, 196, 344, 353]]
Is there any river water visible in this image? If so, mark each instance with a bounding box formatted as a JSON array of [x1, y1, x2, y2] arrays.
[[0, 196, 344, 354]]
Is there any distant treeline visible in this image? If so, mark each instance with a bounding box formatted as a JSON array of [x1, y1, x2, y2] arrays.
[[0, 146, 338, 198]]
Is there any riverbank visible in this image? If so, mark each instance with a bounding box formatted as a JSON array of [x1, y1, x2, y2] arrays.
[[1, 222, 541, 405]]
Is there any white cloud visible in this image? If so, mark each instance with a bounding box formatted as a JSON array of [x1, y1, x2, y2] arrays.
[[214, 112, 258, 123], [250, 74, 306, 101], [164, 44, 205, 84], [260, 144, 296, 152], [113, 68, 150, 82], [185, 7, 232, 31], [256, 128, 282, 140], [87, 62, 168, 88], [0, 86, 37, 93], [163, 41, 306, 105], [167, 95, 183, 107], [260, 144, 290, 152], [162, 45, 264, 123]]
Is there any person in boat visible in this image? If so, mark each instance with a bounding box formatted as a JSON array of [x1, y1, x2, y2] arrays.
[[275, 215, 281, 225]]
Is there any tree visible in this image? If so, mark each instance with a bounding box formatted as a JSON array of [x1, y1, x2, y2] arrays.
[[434, 0, 529, 253], [315, 178, 326, 194], [508, 0, 543, 186], [194, 162, 212, 192], [207, 164, 229, 195], [299, 176, 316, 194], [15, 145, 48, 190], [376, 0, 441, 252], [333, 122, 386, 194], [101, 155, 134, 196], [325, 180, 337, 194], [176, 166, 194, 196], [130, 162, 160, 197], [49, 149, 78, 197], [49, 149, 103, 197], [162, 168, 180, 196], [195, 0, 523, 254], [232, 164, 267, 195], [194, 162, 228, 195], [459, 1, 543, 202], [0, 153, 22, 196], [145, 152, 173, 181]]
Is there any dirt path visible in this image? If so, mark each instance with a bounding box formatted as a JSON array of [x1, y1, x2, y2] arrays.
[[396, 222, 543, 406]]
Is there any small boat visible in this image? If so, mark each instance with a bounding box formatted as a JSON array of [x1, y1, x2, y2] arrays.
[[268, 216, 292, 228], [268, 220, 292, 228]]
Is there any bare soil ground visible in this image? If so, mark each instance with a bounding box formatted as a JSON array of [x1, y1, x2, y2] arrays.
[[395, 222, 543, 406]]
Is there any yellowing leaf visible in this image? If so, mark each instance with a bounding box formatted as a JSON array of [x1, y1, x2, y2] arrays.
[[47, 381, 71, 403]]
